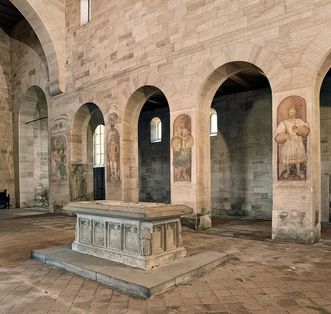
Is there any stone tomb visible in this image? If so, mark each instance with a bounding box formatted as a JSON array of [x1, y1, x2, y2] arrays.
[[64, 201, 192, 270]]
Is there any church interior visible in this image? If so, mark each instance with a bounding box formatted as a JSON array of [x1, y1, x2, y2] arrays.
[[0, 0, 331, 312]]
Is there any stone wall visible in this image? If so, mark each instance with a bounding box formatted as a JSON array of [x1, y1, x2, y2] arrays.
[[10, 20, 49, 208], [138, 105, 170, 203], [10, 0, 66, 94], [0, 29, 14, 206], [320, 79, 331, 222], [211, 88, 272, 219], [11, 20, 48, 76], [5, 0, 331, 240], [62, 1, 331, 94]]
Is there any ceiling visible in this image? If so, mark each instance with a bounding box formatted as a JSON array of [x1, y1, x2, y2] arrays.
[[0, 0, 24, 35], [214, 71, 270, 98]]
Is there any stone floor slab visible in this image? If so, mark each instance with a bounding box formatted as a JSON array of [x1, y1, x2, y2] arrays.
[[32, 245, 229, 298], [1, 214, 331, 313]]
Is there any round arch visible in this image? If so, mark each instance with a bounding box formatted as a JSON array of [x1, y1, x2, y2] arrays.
[[70, 103, 105, 201], [19, 85, 48, 207], [122, 85, 170, 202], [9, 0, 65, 95], [295, 25, 331, 94], [193, 60, 273, 219], [187, 42, 284, 106], [196, 61, 267, 113]]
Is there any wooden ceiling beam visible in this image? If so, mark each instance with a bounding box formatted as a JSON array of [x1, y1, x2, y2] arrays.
[[229, 74, 251, 89]]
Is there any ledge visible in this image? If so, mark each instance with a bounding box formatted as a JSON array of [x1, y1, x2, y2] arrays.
[[32, 245, 229, 298], [64, 201, 193, 220]]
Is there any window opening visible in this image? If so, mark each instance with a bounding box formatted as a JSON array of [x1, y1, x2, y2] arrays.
[[81, 0, 92, 25], [93, 124, 104, 166], [210, 108, 218, 136], [151, 117, 162, 143]]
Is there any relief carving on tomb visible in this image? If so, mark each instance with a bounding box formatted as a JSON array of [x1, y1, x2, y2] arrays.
[[93, 221, 105, 247], [152, 224, 165, 253], [171, 114, 194, 182], [140, 227, 152, 256], [51, 117, 68, 182], [70, 163, 88, 201], [166, 222, 177, 249], [108, 223, 121, 249], [124, 225, 139, 253], [274, 96, 310, 181], [106, 112, 120, 184], [79, 218, 91, 244]]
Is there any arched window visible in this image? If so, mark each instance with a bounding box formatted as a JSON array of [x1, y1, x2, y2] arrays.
[[210, 108, 218, 136], [150, 117, 162, 143], [93, 124, 104, 166], [81, 0, 92, 25]]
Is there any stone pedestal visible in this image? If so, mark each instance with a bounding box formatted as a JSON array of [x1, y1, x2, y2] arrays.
[[64, 201, 193, 270]]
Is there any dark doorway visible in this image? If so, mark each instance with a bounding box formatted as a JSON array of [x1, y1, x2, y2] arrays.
[[138, 92, 170, 203], [93, 167, 105, 200]]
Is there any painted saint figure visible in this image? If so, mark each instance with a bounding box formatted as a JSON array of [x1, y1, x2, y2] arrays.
[[106, 123, 120, 183], [51, 135, 67, 181], [76, 164, 87, 200], [171, 114, 194, 182], [59, 149, 67, 179], [274, 107, 310, 180]]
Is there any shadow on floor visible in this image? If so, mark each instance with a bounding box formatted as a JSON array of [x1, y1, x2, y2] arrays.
[[0, 207, 51, 220], [190, 216, 331, 242]]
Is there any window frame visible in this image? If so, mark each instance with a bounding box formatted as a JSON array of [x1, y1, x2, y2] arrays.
[[150, 117, 162, 143], [80, 0, 92, 25], [210, 108, 218, 137], [93, 124, 104, 167]]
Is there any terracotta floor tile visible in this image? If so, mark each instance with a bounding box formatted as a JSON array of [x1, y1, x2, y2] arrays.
[[0, 214, 331, 314]]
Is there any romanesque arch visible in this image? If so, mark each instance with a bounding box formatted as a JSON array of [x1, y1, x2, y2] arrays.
[[191, 59, 273, 224], [19, 86, 48, 207], [9, 0, 65, 95], [122, 86, 171, 202], [70, 103, 105, 201]]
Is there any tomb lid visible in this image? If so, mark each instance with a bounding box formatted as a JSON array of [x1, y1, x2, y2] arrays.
[[64, 200, 193, 220]]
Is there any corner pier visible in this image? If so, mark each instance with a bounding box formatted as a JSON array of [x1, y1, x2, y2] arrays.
[[64, 201, 193, 270]]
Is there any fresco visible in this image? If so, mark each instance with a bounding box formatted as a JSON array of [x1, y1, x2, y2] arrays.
[[171, 114, 194, 182], [274, 96, 310, 181]]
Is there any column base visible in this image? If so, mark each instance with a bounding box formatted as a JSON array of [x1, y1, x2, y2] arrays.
[[272, 226, 320, 244]]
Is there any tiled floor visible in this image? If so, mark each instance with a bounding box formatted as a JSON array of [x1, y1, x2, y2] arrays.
[[0, 211, 331, 313]]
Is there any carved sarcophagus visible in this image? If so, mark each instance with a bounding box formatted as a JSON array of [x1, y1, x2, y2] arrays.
[[64, 201, 193, 270]]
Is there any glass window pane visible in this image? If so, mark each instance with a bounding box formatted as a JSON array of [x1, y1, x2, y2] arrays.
[[151, 117, 162, 143], [93, 124, 105, 166], [210, 110, 218, 136], [80, 0, 89, 25]]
